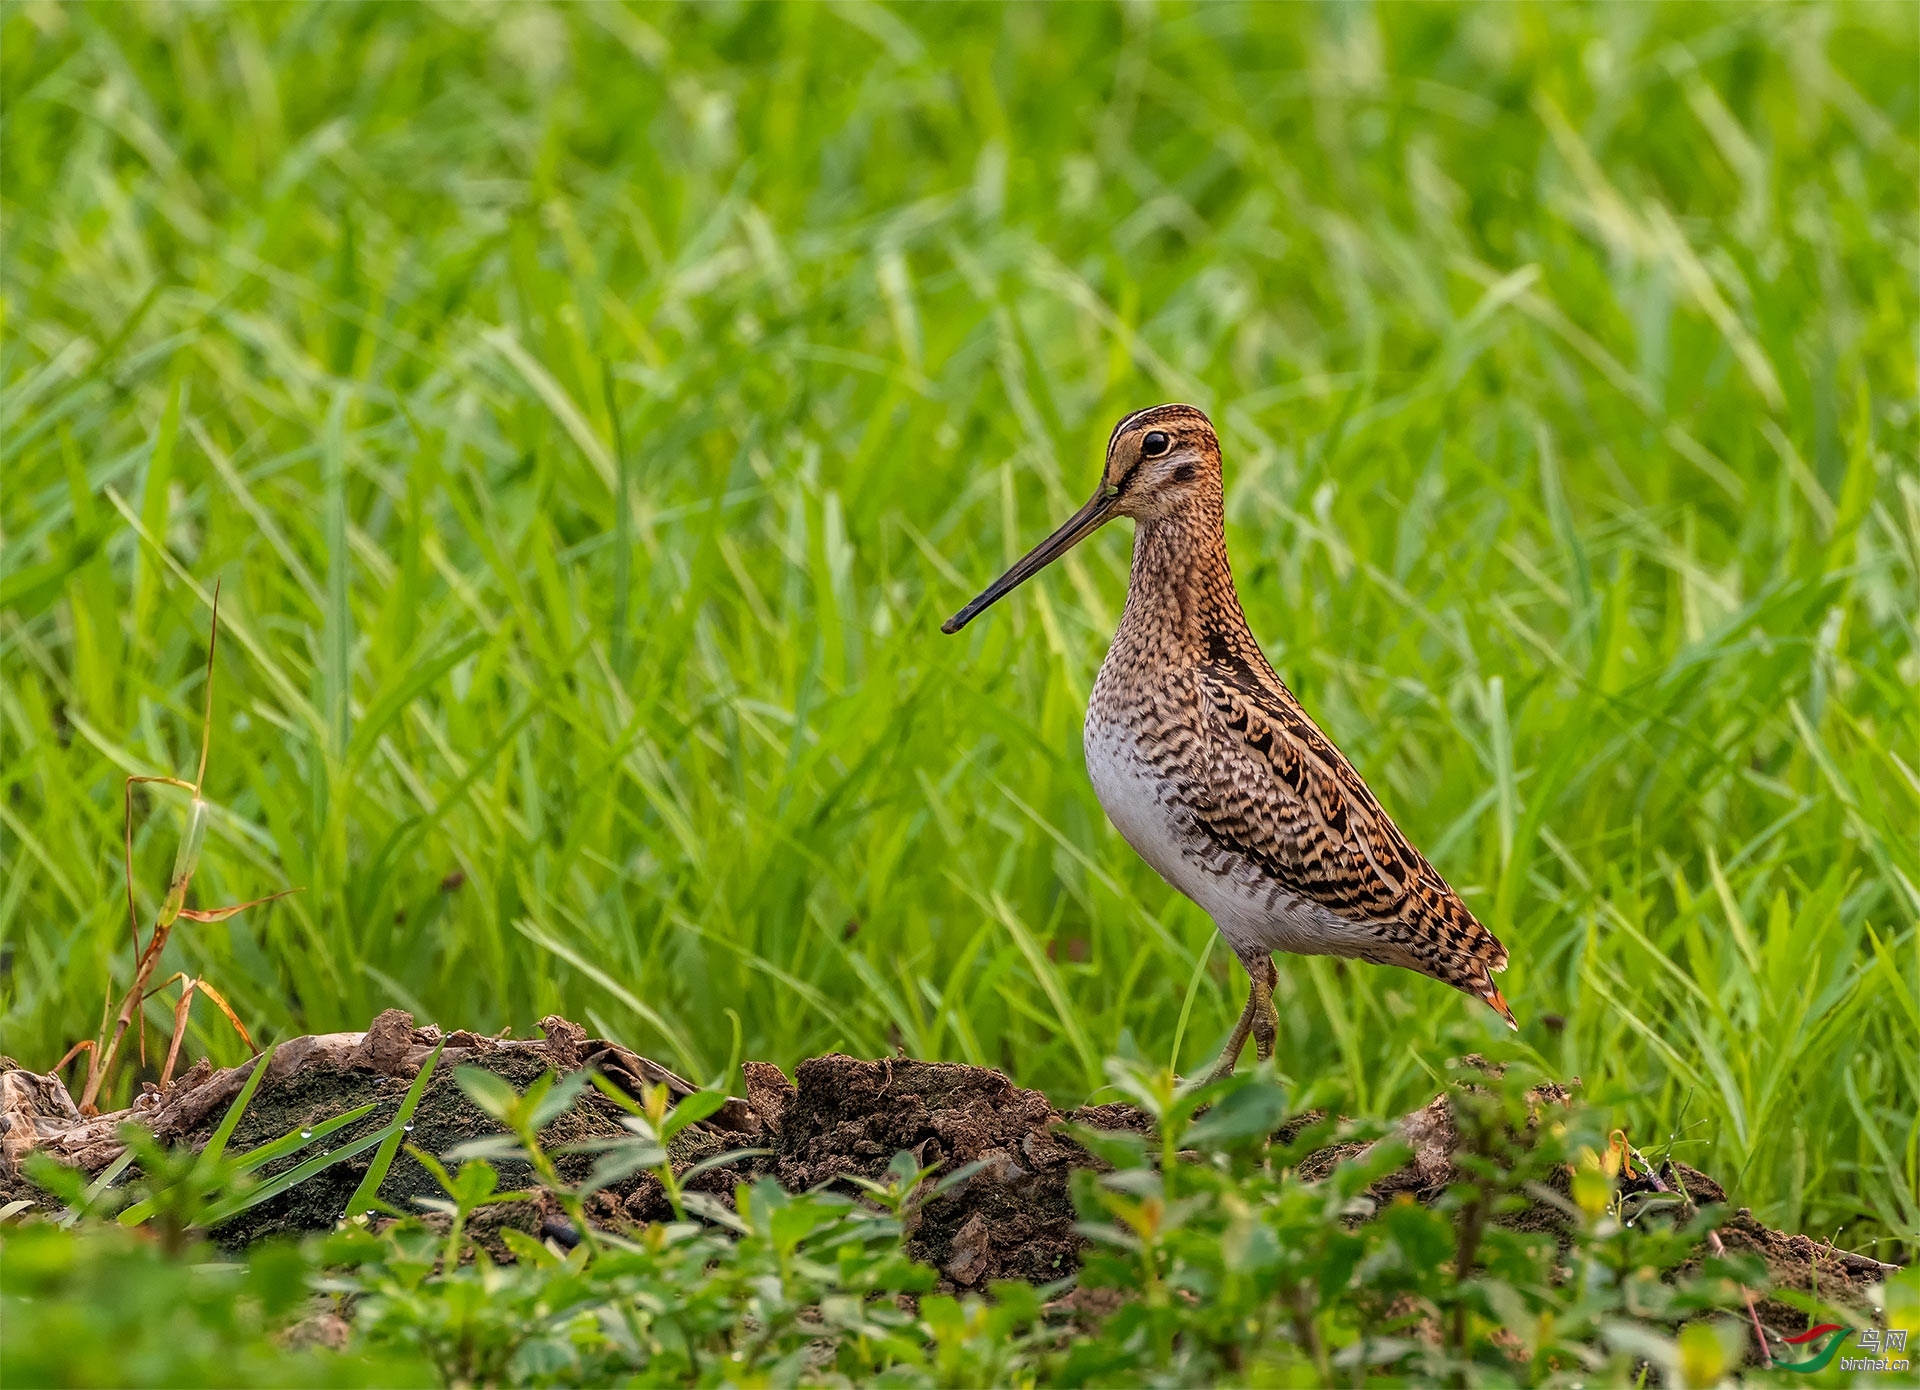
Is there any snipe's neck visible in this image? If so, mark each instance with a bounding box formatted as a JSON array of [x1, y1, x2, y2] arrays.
[[1119, 493, 1259, 663]]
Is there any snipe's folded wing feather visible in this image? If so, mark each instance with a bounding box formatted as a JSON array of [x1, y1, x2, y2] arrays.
[[1192, 658, 1511, 991], [1191, 661, 1416, 918]]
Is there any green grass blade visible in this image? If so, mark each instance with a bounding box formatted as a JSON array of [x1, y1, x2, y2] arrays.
[[341, 1041, 443, 1220], [198, 1126, 399, 1230], [236, 1103, 380, 1174], [199, 1048, 274, 1171], [82, 1148, 137, 1205]]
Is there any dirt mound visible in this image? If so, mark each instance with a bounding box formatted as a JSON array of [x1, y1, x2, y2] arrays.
[[761, 1053, 1146, 1287], [3, 1011, 1897, 1313]]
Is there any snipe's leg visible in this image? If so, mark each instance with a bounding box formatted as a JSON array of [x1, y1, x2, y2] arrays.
[[1206, 955, 1278, 1082]]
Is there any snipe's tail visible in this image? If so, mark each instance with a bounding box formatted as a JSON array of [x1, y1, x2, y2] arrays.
[[1481, 970, 1518, 1031]]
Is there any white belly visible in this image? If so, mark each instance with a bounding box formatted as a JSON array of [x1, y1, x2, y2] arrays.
[[1083, 710, 1391, 966]]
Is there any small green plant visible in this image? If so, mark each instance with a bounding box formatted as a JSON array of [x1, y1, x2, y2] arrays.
[[574, 1072, 746, 1222], [447, 1064, 603, 1252]]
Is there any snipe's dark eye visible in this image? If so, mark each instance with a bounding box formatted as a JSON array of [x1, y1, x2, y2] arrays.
[[1142, 430, 1171, 457]]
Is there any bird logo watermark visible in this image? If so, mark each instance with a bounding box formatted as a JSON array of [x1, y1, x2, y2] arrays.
[[1772, 1324, 1908, 1374]]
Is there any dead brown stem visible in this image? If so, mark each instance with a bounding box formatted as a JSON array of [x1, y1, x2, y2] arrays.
[[160, 978, 198, 1087], [50, 1038, 94, 1078], [81, 913, 179, 1112]]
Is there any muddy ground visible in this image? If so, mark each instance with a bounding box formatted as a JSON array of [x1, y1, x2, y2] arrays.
[[2, 1010, 1896, 1326]]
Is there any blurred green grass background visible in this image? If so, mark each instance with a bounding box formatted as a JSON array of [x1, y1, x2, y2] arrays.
[[2, 1, 1915, 1255]]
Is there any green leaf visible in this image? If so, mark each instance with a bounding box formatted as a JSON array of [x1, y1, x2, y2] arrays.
[[0, 533, 103, 616], [454, 1065, 520, 1122], [25, 1152, 88, 1212], [657, 1088, 726, 1141], [581, 1142, 667, 1196], [587, 1071, 647, 1116], [449, 1159, 500, 1207], [528, 1068, 592, 1131], [346, 633, 485, 769], [499, 1226, 562, 1268], [406, 1143, 456, 1196], [446, 1135, 528, 1163], [83, 1148, 137, 1206], [679, 1147, 773, 1184], [680, 1190, 750, 1235], [1054, 1122, 1149, 1171], [1184, 1081, 1289, 1150], [129, 376, 182, 640], [929, 1159, 991, 1199]]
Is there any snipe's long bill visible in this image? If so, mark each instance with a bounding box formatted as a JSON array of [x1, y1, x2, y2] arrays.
[[943, 403, 1515, 1079]]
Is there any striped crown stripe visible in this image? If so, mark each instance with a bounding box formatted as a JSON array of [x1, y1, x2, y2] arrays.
[[1106, 403, 1205, 452]]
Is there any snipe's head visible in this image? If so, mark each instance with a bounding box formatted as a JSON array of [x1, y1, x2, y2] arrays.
[[942, 403, 1219, 633]]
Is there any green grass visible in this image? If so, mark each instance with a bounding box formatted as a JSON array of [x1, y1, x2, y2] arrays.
[[2, 0, 1915, 1262]]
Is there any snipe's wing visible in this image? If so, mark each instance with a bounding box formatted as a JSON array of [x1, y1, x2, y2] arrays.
[[1192, 653, 1513, 1022]]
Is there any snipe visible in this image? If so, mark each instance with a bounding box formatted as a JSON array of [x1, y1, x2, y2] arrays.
[[943, 404, 1515, 1079]]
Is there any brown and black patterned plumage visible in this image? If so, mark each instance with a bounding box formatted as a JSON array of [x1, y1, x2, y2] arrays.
[[944, 403, 1514, 1077]]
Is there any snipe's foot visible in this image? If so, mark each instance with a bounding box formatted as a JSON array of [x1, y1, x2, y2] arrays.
[[1204, 954, 1278, 1082], [1251, 957, 1279, 1063]]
